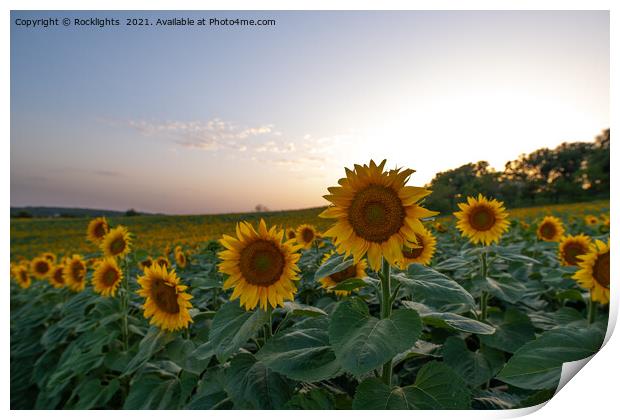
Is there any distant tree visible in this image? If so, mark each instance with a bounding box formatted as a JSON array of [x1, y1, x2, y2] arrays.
[[12, 210, 33, 219], [125, 208, 140, 217], [255, 204, 269, 212]]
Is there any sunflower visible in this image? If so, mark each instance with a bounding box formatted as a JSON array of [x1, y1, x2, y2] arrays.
[[320, 159, 437, 271], [296, 224, 318, 249], [139, 257, 154, 271], [92, 258, 123, 297], [399, 228, 437, 268], [64, 255, 87, 292], [558, 234, 592, 267], [42, 252, 57, 264], [155, 256, 170, 269], [434, 222, 447, 233], [286, 228, 297, 241], [584, 215, 599, 226], [31, 256, 52, 279], [219, 219, 302, 311], [573, 239, 610, 304], [175, 251, 187, 269], [137, 264, 193, 331], [13, 264, 31, 289], [101, 226, 131, 258], [536, 216, 565, 242], [454, 194, 510, 245], [87, 217, 110, 243], [318, 251, 367, 296], [49, 265, 66, 288]]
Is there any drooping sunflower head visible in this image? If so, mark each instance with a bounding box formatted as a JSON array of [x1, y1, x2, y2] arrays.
[[137, 264, 193, 331], [295, 224, 318, 249], [92, 258, 123, 297], [31, 256, 52, 279], [320, 159, 438, 271], [318, 251, 367, 296], [87, 217, 110, 243], [155, 256, 170, 269], [558, 234, 592, 267], [536, 216, 565, 242], [573, 239, 610, 304], [399, 227, 437, 269], [42, 252, 57, 264], [219, 219, 302, 311], [49, 265, 66, 288], [584, 215, 599, 226], [454, 194, 510, 246], [175, 251, 187, 269], [139, 257, 154, 271], [13, 264, 31, 289], [101, 226, 132, 258], [64, 255, 87, 292]]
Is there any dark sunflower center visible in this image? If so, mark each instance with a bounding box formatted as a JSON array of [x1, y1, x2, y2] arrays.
[[178, 254, 185, 263], [469, 206, 496, 231], [403, 234, 425, 259], [563, 242, 587, 266], [302, 228, 315, 243], [141, 259, 152, 268], [151, 278, 180, 314], [540, 222, 556, 239], [54, 269, 64, 284], [287, 231, 296, 239], [158, 259, 169, 268], [94, 222, 107, 238], [329, 264, 358, 283], [239, 240, 285, 286], [102, 267, 119, 287], [593, 251, 610, 289], [20, 271, 28, 282], [35, 261, 49, 274], [348, 185, 405, 243], [110, 237, 126, 254], [71, 262, 85, 282]]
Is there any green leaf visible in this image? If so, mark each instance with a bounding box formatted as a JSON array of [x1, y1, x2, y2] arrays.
[[434, 256, 473, 270], [185, 366, 231, 409], [329, 298, 422, 376], [124, 374, 180, 409], [490, 246, 541, 264], [285, 388, 339, 409], [282, 301, 327, 317], [442, 337, 504, 387], [482, 275, 526, 304], [473, 389, 521, 410], [314, 253, 354, 282], [123, 327, 175, 377], [164, 338, 209, 375], [479, 308, 535, 353], [72, 378, 119, 409], [225, 353, 293, 409], [352, 362, 470, 409], [395, 264, 476, 311], [257, 317, 341, 382], [330, 277, 369, 291], [496, 326, 605, 390], [209, 301, 269, 362], [402, 301, 495, 335]]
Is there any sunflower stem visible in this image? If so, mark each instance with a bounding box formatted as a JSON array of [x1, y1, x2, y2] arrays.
[[121, 256, 130, 352], [264, 306, 273, 340], [380, 258, 393, 386], [587, 293, 597, 325], [480, 251, 489, 322]]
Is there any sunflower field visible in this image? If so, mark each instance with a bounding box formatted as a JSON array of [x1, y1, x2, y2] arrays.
[[10, 160, 610, 410]]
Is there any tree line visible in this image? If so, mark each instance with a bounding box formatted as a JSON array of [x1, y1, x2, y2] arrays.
[[424, 129, 610, 214]]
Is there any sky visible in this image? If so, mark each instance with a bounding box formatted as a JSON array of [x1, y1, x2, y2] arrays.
[[10, 11, 609, 214]]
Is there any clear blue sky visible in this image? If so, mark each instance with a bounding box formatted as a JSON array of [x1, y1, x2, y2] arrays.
[[11, 11, 609, 214]]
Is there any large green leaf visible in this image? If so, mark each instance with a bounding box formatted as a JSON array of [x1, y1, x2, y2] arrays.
[[185, 366, 231, 409], [442, 336, 504, 387], [282, 301, 327, 317], [257, 317, 341, 382], [225, 352, 293, 409], [124, 374, 180, 409], [328, 298, 422, 376], [352, 362, 471, 409], [395, 264, 476, 312], [496, 326, 605, 390], [481, 275, 526, 304], [209, 301, 269, 362], [479, 308, 536, 353], [123, 327, 176, 377], [402, 301, 495, 335]]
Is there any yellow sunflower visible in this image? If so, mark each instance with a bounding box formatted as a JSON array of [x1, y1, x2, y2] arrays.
[[137, 264, 193, 331], [31, 256, 52, 279], [296, 224, 318, 249], [318, 251, 367, 296], [42, 252, 57, 264], [320, 159, 437, 271], [49, 265, 66, 288], [573, 239, 610, 304], [101, 226, 132, 258], [584, 215, 599, 226], [219, 219, 302, 311], [558, 234, 592, 267], [434, 222, 447, 233], [454, 194, 510, 245], [13, 264, 31, 289], [64, 255, 87, 292], [155, 256, 170, 269], [399, 228, 437, 268], [536, 216, 565, 242], [87, 217, 110, 243], [139, 257, 154, 271], [175, 251, 187, 269], [92, 258, 123, 297]]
